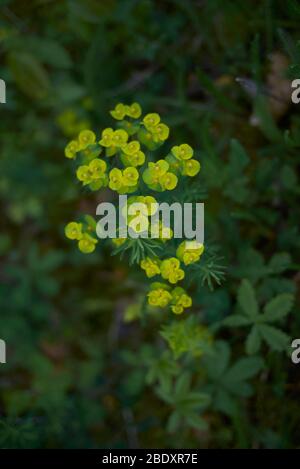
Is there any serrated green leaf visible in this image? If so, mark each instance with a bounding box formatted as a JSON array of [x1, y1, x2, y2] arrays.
[[246, 325, 262, 355], [238, 279, 258, 318], [203, 341, 231, 380], [223, 314, 251, 327], [175, 372, 191, 397], [186, 414, 208, 431], [214, 389, 237, 416], [268, 252, 292, 274], [263, 293, 294, 322], [225, 356, 264, 383], [258, 324, 290, 351]]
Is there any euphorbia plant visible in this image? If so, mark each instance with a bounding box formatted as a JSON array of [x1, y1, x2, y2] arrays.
[[64, 102, 204, 316]]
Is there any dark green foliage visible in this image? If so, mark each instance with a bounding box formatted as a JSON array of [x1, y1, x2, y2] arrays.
[[0, 0, 299, 449]]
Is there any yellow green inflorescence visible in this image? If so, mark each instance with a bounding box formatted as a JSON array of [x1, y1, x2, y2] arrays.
[[64, 102, 203, 315]]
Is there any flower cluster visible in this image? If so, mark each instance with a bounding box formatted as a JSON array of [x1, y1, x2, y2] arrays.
[[108, 167, 139, 194], [65, 130, 96, 159], [141, 257, 185, 284], [142, 160, 178, 191], [176, 240, 204, 265], [64, 101, 203, 315], [110, 102, 142, 120], [77, 158, 107, 190], [147, 283, 192, 315], [160, 258, 185, 284], [140, 257, 161, 278], [65, 220, 98, 253]]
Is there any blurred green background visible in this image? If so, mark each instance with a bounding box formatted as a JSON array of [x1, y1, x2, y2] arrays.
[[0, 0, 300, 448]]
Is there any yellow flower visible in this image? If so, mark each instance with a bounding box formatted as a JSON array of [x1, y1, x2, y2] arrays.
[[171, 305, 184, 314], [122, 167, 139, 187], [127, 150, 145, 167], [109, 168, 123, 191], [99, 128, 114, 147], [78, 130, 96, 149], [64, 140, 79, 159], [160, 172, 178, 190], [140, 257, 161, 278], [112, 129, 128, 147], [176, 241, 204, 265], [168, 269, 185, 284], [78, 233, 98, 254], [65, 222, 83, 240], [76, 165, 93, 185], [171, 143, 193, 160], [89, 158, 107, 179], [143, 113, 160, 131], [110, 103, 126, 120], [160, 258, 185, 284], [171, 287, 192, 314], [76, 159, 107, 188], [123, 140, 140, 155], [183, 159, 201, 177], [179, 294, 192, 308], [147, 287, 172, 307], [126, 102, 142, 118], [152, 123, 169, 142], [142, 160, 169, 185]]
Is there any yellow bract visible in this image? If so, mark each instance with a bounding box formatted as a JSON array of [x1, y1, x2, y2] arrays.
[[123, 167, 139, 186], [160, 258, 185, 284], [109, 167, 139, 193], [183, 159, 201, 177], [110, 102, 142, 120], [78, 130, 96, 149], [143, 113, 160, 130], [99, 128, 114, 147], [171, 143, 193, 160], [109, 168, 123, 191], [148, 287, 172, 307], [110, 103, 127, 120], [123, 141, 140, 155], [78, 233, 98, 254], [160, 172, 178, 190], [171, 287, 192, 314], [65, 222, 83, 240], [76, 158, 107, 186], [140, 257, 161, 278], [112, 129, 128, 147], [65, 140, 80, 159], [176, 241, 204, 266]]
